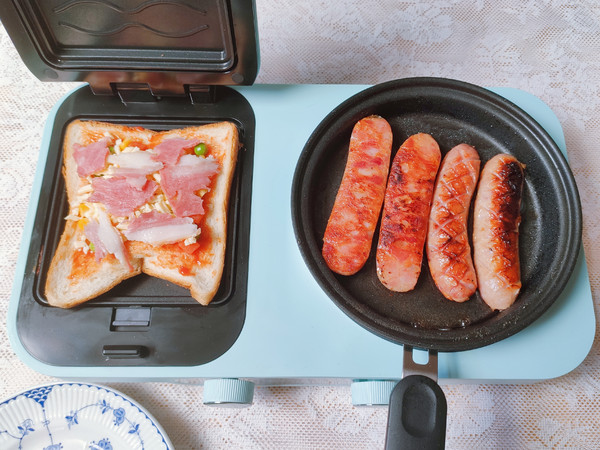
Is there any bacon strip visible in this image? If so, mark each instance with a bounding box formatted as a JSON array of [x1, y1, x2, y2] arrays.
[[152, 138, 201, 165], [108, 151, 163, 172], [108, 151, 164, 188], [123, 211, 199, 245], [89, 177, 158, 217], [84, 209, 132, 270], [159, 155, 220, 217], [73, 138, 110, 177]]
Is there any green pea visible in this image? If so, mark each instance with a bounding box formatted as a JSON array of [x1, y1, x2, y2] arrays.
[[108, 145, 115, 154], [89, 242, 95, 251], [194, 143, 207, 156]]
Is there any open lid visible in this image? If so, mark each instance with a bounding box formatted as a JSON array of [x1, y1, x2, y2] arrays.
[[0, 0, 259, 95]]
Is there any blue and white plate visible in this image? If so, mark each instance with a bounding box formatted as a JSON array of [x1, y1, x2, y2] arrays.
[[0, 382, 173, 449]]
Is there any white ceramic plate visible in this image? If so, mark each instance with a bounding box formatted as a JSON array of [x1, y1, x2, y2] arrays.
[[0, 382, 173, 450]]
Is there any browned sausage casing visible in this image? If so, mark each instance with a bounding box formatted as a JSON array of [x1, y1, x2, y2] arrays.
[[322, 115, 393, 275], [427, 144, 481, 302], [376, 133, 441, 292], [473, 153, 525, 310]]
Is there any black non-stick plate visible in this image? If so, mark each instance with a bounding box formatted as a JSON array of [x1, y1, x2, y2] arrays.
[[292, 77, 581, 352]]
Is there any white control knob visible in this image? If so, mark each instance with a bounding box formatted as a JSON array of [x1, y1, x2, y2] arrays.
[[203, 378, 255, 405], [351, 380, 397, 406]]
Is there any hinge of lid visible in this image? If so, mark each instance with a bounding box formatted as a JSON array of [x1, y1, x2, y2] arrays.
[[186, 85, 216, 104], [108, 82, 216, 105], [111, 83, 159, 104]]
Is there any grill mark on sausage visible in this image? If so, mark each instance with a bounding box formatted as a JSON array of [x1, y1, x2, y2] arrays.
[[426, 143, 480, 302], [376, 133, 441, 292]]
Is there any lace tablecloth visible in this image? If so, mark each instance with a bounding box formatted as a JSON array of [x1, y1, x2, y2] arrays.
[[1, 1, 599, 448]]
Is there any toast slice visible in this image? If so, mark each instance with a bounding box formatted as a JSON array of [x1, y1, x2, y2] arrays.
[[45, 120, 239, 308]]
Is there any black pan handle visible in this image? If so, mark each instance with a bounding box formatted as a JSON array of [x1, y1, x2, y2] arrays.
[[384, 347, 447, 450]]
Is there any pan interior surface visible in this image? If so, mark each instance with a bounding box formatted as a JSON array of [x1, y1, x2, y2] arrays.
[[292, 78, 581, 352]]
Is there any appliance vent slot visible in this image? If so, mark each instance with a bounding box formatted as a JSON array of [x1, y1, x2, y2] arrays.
[[102, 345, 149, 358]]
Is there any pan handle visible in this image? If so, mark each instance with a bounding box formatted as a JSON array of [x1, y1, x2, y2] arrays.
[[384, 346, 447, 450]]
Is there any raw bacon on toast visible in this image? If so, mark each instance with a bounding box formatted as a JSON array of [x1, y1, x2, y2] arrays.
[[45, 120, 239, 308]]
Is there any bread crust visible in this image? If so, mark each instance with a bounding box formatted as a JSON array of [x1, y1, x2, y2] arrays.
[[45, 120, 239, 307]]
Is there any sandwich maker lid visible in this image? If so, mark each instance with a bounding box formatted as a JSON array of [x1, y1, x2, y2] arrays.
[[0, 0, 259, 95]]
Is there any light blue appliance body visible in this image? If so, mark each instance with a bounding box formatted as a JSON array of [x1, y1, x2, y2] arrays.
[[8, 84, 595, 386]]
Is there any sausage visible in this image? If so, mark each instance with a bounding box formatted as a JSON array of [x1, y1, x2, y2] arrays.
[[426, 144, 480, 302], [376, 133, 441, 292], [473, 153, 524, 310], [322, 115, 393, 275]]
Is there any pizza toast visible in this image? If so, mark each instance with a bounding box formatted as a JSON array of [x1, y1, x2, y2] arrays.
[[44, 119, 239, 308]]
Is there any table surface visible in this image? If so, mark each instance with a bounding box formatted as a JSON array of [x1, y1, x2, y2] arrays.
[[1, 1, 599, 448]]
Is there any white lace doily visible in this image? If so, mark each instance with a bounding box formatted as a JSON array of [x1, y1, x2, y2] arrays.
[[1, 1, 599, 448]]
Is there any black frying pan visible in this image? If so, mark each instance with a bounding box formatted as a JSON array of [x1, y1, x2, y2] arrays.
[[291, 78, 582, 449]]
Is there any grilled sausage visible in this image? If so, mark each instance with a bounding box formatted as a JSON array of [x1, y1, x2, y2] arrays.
[[473, 153, 525, 310], [426, 144, 480, 302], [322, 115, 393, 275], [376, 133, 441, 291]]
